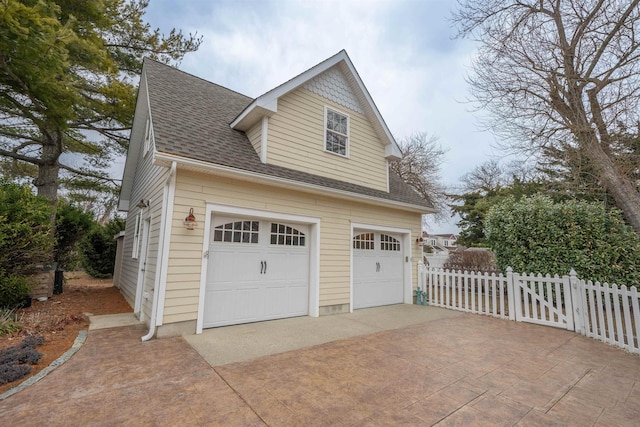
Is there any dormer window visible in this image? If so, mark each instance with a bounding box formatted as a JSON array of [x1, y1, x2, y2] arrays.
[[325, 107, 349, 157]]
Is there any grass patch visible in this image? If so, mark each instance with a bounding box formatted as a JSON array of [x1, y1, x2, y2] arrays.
[[0, 309, 22, 336]]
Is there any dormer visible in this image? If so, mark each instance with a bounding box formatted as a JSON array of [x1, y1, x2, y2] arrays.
[[230, 50, 401, 193]]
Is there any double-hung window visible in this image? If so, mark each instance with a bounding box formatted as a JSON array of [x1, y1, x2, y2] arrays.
[[325, 107, 349, 157]]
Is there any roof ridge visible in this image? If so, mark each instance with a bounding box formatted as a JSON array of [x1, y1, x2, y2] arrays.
[[142, 57, 253, 101], [253, 49, 347, 100]]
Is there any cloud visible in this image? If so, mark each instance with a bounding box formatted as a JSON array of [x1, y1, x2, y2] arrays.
[[143, 0, 498, 232]]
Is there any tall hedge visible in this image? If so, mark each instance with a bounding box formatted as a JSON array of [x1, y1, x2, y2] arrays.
[[485, 195, 640, 286], [55, 202, 94, 270], [81, 218, 125, 278], [0, 182, 54, 275]]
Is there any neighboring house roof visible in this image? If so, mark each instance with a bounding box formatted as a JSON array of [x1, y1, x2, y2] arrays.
[[120, 56, 434, 211], [422, 232, 458, 240], [433, 234, 457, 240]]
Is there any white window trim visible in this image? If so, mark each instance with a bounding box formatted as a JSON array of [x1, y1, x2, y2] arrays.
[[132, 211, 142, 259], [323, 106, 350, 158]]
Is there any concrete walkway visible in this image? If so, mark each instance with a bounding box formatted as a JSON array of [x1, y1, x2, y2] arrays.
[[185, 305, 461, 365], [1, 306, 639, 425]]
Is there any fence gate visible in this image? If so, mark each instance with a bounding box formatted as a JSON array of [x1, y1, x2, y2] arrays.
[[510, 272, 574, 331]]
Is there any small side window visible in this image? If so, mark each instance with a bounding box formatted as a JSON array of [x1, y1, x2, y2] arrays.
[[132, 212, 142, 259]]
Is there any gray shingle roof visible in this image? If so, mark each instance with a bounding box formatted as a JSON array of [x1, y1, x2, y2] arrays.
[[144, 58, 432, 210]]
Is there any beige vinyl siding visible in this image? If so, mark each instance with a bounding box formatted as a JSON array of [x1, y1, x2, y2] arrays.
[[161, 169, 422, 325], [118, 95, 171, 324], [246, 121, 262, 157], [267, 87, 388, 192]]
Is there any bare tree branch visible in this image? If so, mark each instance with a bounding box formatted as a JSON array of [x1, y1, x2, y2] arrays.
[[453, 0, 640, 233]]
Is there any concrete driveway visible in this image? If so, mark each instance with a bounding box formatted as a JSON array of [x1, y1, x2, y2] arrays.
[[1, 306, 639, 426]]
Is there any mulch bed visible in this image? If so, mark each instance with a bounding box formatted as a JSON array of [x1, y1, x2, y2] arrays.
[[0, 273, 132, 394]]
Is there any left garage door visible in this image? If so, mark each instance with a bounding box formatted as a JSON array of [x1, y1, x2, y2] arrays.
[[204, 217, 309, 328]]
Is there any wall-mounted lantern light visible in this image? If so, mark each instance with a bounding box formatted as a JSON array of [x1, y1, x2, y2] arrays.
[[184, 208, 197, 230], [136, 199, 149, 209]]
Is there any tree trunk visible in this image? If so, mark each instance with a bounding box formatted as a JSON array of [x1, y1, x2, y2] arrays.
[[34, 160, 60, 203], [33, 134, 61, 203], [33, 137, 61, 267], [582, 133, 640, 235]]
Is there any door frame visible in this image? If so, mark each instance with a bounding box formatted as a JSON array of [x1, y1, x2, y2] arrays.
[[134, 216, 151, 318], [350, 223, 412, 312], [196, 203, 320, 334]]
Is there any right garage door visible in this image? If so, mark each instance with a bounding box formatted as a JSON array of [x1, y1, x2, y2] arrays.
[[353, 230, 404, 309]]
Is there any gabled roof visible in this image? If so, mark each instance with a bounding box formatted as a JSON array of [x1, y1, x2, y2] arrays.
[[230, 50, 401, 160], [119, 57, 433, 211]]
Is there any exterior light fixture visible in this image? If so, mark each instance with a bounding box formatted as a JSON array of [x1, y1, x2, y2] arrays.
[[136, 199, 149, 209], [415, 237, 424, 245], [184, 208, 197, 230]]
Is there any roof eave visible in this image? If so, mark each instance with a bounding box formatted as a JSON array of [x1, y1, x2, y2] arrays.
[[118, 65, 150, 212], [154, 151, 434, 214], [230, 100, 278, 132]]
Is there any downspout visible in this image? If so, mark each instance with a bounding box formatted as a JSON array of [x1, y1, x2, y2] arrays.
[[142, 161, 177, 341]]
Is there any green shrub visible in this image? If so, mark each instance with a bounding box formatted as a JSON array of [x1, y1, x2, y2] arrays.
[[0, 182, 54, 275], [485, 195, 640, 286], [55, 201, 95, 270], [0, 274, 33, 309], [81, 218, 125, 278]]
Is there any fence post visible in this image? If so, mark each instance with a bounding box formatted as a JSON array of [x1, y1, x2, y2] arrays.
[[506, 267, 515, 321], [568, 269, 582, 334]]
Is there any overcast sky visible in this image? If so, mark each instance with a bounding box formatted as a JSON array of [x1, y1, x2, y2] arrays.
[[137, 0, 501, 233]]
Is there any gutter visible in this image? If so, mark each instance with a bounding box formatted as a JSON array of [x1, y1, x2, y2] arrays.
[[153, 151, 436, 214], [142, 161, 177, 342]]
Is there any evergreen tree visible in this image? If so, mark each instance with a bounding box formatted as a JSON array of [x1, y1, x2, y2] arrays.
[[0, 0, 201, 208]]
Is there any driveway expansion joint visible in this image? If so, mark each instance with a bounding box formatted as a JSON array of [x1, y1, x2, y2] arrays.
[[0, 330, 87, 401]]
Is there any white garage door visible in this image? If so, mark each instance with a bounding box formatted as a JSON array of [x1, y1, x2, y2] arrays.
[[353, 230, 404, 309], [204, 217, 309, 328]]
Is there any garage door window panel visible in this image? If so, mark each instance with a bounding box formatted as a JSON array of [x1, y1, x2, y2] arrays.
[[353, 233, 374, 250], [270, 223, 306, 247], [380, 234, 401, 251], [213, 221, 259, 243]]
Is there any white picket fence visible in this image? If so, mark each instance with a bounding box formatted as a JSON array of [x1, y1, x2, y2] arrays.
[[418, 264, 640, 354]]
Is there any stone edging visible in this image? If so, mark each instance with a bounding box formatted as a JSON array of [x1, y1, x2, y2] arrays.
[[0, 330, 88, 401]]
